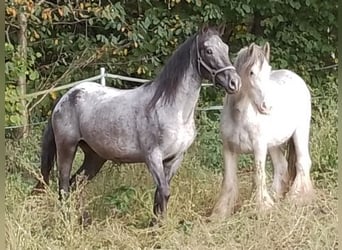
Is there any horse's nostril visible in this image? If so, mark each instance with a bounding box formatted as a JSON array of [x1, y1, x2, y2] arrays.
[[261, 101, 267, 109], [229, 80, 236, 90]]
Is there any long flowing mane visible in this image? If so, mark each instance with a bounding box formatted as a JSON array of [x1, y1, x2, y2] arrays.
[[147, 34, 197, 108]]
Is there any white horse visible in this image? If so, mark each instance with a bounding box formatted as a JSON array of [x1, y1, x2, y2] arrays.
[[211, 42, 315, 217]]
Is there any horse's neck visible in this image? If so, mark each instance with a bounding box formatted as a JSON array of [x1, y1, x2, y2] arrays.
[[228, 91, 254, 121], [174, 66, 201, 120], [230, 91, 249, 109], [156, 64, 201, 121]]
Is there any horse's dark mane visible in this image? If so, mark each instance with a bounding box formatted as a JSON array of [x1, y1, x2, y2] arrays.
[[147, 33, 197, 109], [146, 28, 222, 109]]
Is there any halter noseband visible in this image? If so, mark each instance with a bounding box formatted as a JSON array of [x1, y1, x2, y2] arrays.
[[196, 35, 236, 85]]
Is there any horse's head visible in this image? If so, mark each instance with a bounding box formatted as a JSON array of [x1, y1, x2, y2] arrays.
[[196, 25, 241, 94], [235, 42, 273, 114]]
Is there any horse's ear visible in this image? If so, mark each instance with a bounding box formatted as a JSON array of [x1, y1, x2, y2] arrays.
[[217, 24, 225, 36], [248, 43, 256, 56], [263, 42, 270, 61], [200, 24, 209, 34]]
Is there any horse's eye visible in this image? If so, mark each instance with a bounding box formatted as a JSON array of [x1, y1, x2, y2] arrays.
[[206, 48, 213, 55], [250, 71, 254, 76]]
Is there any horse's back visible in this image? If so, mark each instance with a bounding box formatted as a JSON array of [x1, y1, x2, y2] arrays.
[[53, 82, 126, 113], [69, 81, 129, 98], [54, 81, 149, 112], [264, 69, 311, 145], [270, 69, 310, 99], [52, 82, 110, 127], [268, 69, 311, 119]]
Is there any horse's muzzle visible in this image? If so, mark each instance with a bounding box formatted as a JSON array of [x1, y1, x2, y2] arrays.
[[224, 73, 241, 94]]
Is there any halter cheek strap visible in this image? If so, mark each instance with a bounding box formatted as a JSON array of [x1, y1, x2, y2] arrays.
[[196, 35, 236, 85]]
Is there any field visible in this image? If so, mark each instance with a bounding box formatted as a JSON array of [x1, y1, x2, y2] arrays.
[[5, 0, 337, 249], [5, 105, 338, 250]]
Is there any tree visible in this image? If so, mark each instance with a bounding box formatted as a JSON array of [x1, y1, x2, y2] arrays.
[[5, 0, 337, 139]]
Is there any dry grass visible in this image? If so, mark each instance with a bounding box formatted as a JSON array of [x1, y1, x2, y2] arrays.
[[5, 149, 337, 250]]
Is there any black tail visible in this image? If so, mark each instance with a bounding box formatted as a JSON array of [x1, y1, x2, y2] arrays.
[[287, 137, 297, 186], [33, 100, 59, 192], [40, 118, 56, 185]]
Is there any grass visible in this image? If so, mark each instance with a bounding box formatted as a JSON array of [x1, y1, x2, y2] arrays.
[[5, 140, 337, 250]]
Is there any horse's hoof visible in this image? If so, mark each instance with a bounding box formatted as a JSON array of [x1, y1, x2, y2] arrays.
[[149, 217, 159, 227], [210, 202, 240, 221], [287, 189, 315, 205], [31, 188, 45, 195], [79, 211, 92, 227], [287, 176, 315, 205], [257, 198, 274, 212], [252, 190, 274, 212], [149, 215, 168, 228], [209, 213, 225, 222], [31, 182, 47, 195]]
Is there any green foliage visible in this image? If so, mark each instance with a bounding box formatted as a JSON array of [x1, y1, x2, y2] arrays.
[[5, 36, 41, 127], [5, 0, 337, 106], [196, 111, 222, 170], [5, 85, 24, 126], [104, 186, 137, 215], [5, 126, 42, 173], [309, 74, 338, 187], [5, 0, 337, 178]]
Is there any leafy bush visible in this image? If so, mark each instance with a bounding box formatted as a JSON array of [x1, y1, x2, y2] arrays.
[[5, 85, 24, 127], [196, 111, 222, 170]]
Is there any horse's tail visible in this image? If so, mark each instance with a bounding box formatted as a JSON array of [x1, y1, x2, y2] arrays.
[[33, 102, 58, 193], [287, 137, 297, 185]]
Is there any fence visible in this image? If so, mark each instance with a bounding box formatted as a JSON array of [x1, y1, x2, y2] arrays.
[[5, 68, 222, 130], [25, 67, 217, 98]]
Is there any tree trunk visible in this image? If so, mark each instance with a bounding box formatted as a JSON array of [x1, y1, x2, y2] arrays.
[[17, 11, 29, 138]]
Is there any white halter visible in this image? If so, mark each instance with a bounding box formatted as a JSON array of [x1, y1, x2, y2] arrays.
[[196, 35, 236, 85]]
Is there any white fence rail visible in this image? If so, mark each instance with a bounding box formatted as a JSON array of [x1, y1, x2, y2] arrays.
[[7, 62, 337, 130], [25, 67, 216, 98], [6, 68, 222, 130]]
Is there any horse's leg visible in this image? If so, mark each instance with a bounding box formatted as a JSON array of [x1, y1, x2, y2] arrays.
[[69, 154, 106, 188], [56, 139, 78, 200], [269, 146, 290, 199], [164, 153, 184, 185], [157, 153, 184, 212], [146, 149, 170, 220], [288, 128, 314, 202], [211, 141, 238, 218], [70, 142, 106, 188], [253, 144, 274, 210], [66, 142, 105, 227]]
